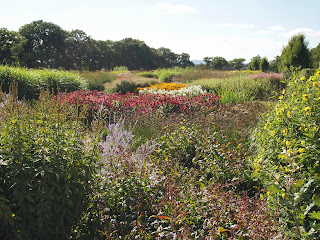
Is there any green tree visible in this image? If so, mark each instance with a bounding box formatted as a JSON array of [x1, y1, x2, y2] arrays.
[[229, 58, 245, 70], [157, 47, 179, 68], [310, 43, 320, 69], [280, 34, 310, 72], [269, 56, 281, 72], [64, 29, 92, 70], [0, 28, 26, 65], [203, 57, 212, 68], [211, 56, 229, 70], [247, 55, 261, 71], [178, 53, 194, 68], [19, 20, 67, 68], [260, 57, 269, 72]]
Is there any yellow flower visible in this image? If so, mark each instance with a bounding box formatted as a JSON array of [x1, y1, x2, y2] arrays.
[[281, 193, 286, 198], [301, 140, 306, 146], [278, 154, 287, 159], [11, 214, 15, 218], [313, 82, 319, 88], [317, 97, 320, 102], [303, 94, 309, 100], [271, 130, 276, 136], [300, 76, 306, 81], [283, 128, 288, 136], [298, 148, 305, 153], [305, 107, 311, 112], [287, 111, 291, 117], [279, 95, 284, 100]]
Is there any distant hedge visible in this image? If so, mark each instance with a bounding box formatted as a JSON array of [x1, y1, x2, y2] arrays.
[[0, 65, 88, 99]]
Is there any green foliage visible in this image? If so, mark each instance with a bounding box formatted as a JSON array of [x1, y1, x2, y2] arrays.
[[202, 56, 229, 70], [79, 71, 115, 91], [19, 20, 67, 69], [260, 57, 269, 72], [280, 34, 311, 72], [311, 43, 320, 69], [114, 80, 150, 94], [115, 80, 138, 94], [0, 28, 26, 66], [0, 65, 88, 99], [229, 58, 246, 70], [0, 92, 98, 239], [247, 55, 261, 71], [192, 72, 283, 102], [251, 67, 320, 238], [136, 71, 157, 78], [269, 56, 281, 73]]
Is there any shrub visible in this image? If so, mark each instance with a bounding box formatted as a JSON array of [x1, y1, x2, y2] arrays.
[[0, 92, 97, 239], [136, 71, 157, 78], [251, 67, 320, 238], [158, 72, 177, 82], [114, 80, 138, 94]]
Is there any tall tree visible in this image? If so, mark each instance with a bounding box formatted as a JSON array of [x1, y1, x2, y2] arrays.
[[65, 29, 91, 70], [311, 43, 320, 69], [157, 47, 179, 68], [247, 55, 261, 71], [280, 34, 310, 71], [269, 56, 281, 72], [19, 20, 67, 68], [178, 53, 194, 68], [0, 28, 26, 65], [229, 58, 245, 70], [211, 56, 229, 70], [260, 57, 269, 72]]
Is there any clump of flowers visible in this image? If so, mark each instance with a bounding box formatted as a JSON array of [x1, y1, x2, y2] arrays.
[[139, 85, 206, 97], [249, 72, 283, 81], [56, 90, 221, 119], [136, 82, 187, 92]]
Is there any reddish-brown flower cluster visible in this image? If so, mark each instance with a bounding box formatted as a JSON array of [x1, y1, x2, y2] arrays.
[[56, 90, 221, 116]]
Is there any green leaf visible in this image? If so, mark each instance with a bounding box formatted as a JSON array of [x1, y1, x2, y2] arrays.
[[268, 184, 281, 194], [309, 211, 320, 220]]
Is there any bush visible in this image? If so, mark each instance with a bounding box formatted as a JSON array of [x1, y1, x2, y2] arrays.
[[136, 71, 157, 78], [0, 65, 88, 100], [158, 72, 177, 83], [251, 67, 320, 238], [0, 92, 97, 239], [114, 80, 138, 94]]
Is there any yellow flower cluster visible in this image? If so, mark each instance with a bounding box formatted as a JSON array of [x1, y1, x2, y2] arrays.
[[136, 82, 187, 91]]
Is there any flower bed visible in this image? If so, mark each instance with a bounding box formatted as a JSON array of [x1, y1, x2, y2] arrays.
[[56, 90, 221, 117]]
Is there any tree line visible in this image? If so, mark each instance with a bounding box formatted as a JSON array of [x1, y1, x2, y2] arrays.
[[0, 20, 194, 71], [203, 34, 320, 72]]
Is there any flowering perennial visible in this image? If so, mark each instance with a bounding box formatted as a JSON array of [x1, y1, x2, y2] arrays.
[[139, 85, 206, 97], [56, 90, 221, 117]]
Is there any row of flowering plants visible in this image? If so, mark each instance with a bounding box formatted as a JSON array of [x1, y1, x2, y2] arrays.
[[56, 90, 221, 118]]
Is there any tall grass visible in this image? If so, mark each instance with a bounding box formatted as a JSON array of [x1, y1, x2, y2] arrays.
[[191, 72, 285, 103], [0, 65, 88, 100], [79, 70, 115, 91]]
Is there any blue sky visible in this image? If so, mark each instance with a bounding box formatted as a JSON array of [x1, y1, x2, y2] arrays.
[[1, 0, 320, 62]]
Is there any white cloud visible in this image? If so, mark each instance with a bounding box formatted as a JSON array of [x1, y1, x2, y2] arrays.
[[215, 23, 255, 28], [155, 2, 198, 14], [280, 28, 320, 38], [270, 25, 286, 31]]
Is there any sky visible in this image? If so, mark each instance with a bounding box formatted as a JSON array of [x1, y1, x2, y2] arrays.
[[1, 0, 320, 62]]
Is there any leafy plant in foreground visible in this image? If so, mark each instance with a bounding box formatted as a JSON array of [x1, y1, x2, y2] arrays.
[[251, 67, 320, 239], [0, 92, 97, 239]]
